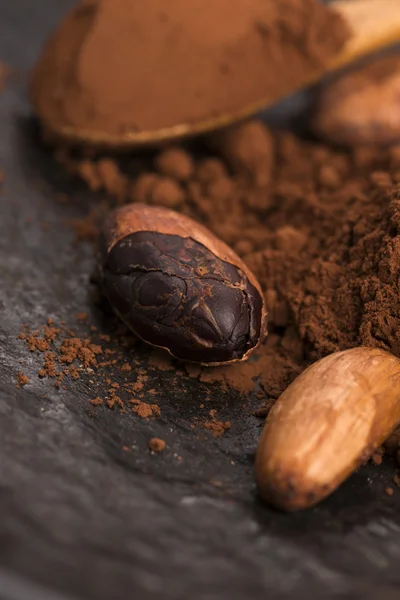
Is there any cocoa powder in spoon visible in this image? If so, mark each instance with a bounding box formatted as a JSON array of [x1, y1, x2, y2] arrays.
[[31, 0, 349, 138]]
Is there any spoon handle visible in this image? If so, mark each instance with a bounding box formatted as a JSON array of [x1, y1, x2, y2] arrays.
[[331, 0, 400, 70]]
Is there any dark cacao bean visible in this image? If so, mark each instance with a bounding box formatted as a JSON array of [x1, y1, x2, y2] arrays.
[[99, 204, 267, 365]]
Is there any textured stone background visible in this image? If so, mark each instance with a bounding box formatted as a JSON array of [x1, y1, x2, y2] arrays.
[[1, 2, 400, 599]]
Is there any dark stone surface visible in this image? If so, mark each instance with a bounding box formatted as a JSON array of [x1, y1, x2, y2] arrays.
[[1, 2, 400, 599]]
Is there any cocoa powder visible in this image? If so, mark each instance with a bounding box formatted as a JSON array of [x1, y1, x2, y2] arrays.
[[199, 410, 231, 439], [16, 372, 29, 387], [19, 319, 164, 417], [31, 0, 349, 139], [149, 438, 166, 453]]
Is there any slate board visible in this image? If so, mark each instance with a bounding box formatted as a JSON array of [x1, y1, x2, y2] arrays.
[[1, 2, 400, 599]]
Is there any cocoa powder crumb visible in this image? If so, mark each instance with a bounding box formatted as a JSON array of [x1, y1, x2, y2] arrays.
[[43, 325, 60, 341], [131, 173, 160, 204], [76, 160, 102, 192], [59, 338, 102, 366], [69, 366, 80, 379], [24, 323, 59, 352], [97, 159, 128, 203], [132, 401, 160, 419], [372, 453, 383, 466], [98, 359, 118, 367], [26, 335, 51, 352], [210, 120, 274, 187], [90, 397, 104, 406], [155, 147, 194, 181], [106, 393, 126, 412], [148, 177, 184, 208], [41, 352, 60, 378], [199, 409, 231, 438], [149, 438, 166, 453], [16, 372, 29, 387], [385, 487, 394, 497]]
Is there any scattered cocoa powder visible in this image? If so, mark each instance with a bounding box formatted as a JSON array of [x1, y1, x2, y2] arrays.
[[31, 0, 349, 139], [16, 372, 29, 387], [18, 315, 246, 441], [19, 319, 169, 419], [149, 438, 166, 453], [59, 337, 102, 366], [131, 400, 160, 419], [199, 409, 231, 439], [107, 394, 126, 412], [90, 396, 104, 406]]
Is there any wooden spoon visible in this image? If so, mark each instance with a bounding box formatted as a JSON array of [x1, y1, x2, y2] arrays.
[[46, 0, 400, 149]]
